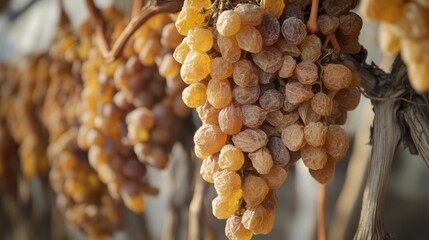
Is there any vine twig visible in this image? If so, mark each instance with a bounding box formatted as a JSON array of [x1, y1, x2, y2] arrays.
[[85, 0, 184, 62], [318, 184, 326, 240]]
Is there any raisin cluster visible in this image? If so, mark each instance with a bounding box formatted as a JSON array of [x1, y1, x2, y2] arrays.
[[175, 0, 362, 238]]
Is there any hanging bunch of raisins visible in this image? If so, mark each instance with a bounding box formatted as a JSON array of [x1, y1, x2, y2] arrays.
[[46, 23, 125, 238], [174, 0, 362, 238], [78, 5, 192, 215]]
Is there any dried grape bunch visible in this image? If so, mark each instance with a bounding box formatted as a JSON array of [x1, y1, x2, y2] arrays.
[[40, 21, 126, 238], [48, 128, 123, 239], [79, 6, 192, 217], [2, 56, 51, 178], [0, 65, 19, 191], [361, 0, 429, 91], [175, 0, 362, 238]]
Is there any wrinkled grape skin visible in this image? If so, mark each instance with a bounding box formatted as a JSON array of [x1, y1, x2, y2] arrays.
[[252, 47, 283, 73], [281, 17, 307, 45], [207, 78, 233, 109], [233, 85, 260, 105], [218, 103, 243, 135], [258, 13, 280, 46], [217, 10, 242, 37], [234, 4, 264, 26], [259, 89, 283, 111], [194, 124, 227, 155], [236, 25, 263, 53], [233, 60, 259, 87]]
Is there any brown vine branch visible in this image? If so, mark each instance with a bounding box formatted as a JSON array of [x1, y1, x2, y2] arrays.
[[318, 184, 326, 240], [350, 51, 429, 239], [131, 0, 144, 18], [85, 0, 184, 62]]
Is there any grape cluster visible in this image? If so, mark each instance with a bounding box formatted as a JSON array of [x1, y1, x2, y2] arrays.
[[0, 65, 19, 191], [362, 0, 429, 91], [43, 24, 125, 238], [78, 7, 191, 214], [0, 56, 50, 178], [175, 0, 361, 238]]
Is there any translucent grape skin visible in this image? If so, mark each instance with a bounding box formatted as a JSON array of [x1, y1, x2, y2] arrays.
[[236, 25, 263, 53], [217, 10, 242, 37], [281, 17, 307, 45], [207, 78, 233, 109], [258, 13, 280, 46], [218, 102, 243, 135], [234, 4, 264, 26]]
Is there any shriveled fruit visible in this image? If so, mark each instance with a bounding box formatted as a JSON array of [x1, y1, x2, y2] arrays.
[[325, 125, 349, 161], [197, 101, 220, 125], [335, 87, 361, 111], [233, 60, 259, 87], [317, 15, 340, 34], [311, 92, 333, 116], [252, 47, 283, 73], [217, 10, 242, 37], [259, 89, 283, 111], [200, 154, 221, 183], [309, 156, 336, 183], [281, 17, 307, 45], [295, 61, 318, 85], [267, 137, 290, 166], [236, 25, 263, 53], [262, 165, 288, 189], [241, 205, 275, 234], [279, 55, 297, 78], [217, 35, 242, 63], [322, 64, 352, 91], [234, 4, 264, 26], [180, 50, 211, 84], [194, 124, 227, 155], [232, 129, 268, 152], [219, 144, 245, 171], [218, 103, 243, 135], [225, 215, 253, 240], [248, 147, 274, 174], [233, 85, 260, 105], [207, 78, 233, 109], [187, 27, 213, 52], [212, 195, 240, 219], [182, 82, 207, 108], [242, 175, 269, 206], [301, 145, 328, 170], [281, 124, 306, 151], [258, 13, 280, 46], [299, 35, 322, 63], [211, 57, 233, 80], [173, 39, 191, 64], [241, 105, 268, 129], [304, 121, 327, 147], [285, 81, 314, 105], [213, 170, 242, 198]]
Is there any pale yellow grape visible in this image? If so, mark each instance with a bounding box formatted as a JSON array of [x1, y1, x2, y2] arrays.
[[187, 27, 214, 52], [216, 10, 242, 37], [219, 144, 245, 171], [180, 50, 211, 84], [182, 82, 207, 108]]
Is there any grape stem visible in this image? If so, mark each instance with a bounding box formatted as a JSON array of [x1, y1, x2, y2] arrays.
[[307, 0, 319, 34], [58, 0, 70, 27], [131, 0, 144, 18], [85, 0, 184, 63], [318, 184, 326, 240], [323, 33, 341, 54]]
